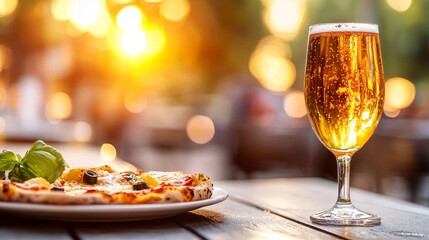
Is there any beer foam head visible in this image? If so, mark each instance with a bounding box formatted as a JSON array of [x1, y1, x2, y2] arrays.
[[309, 23, 379, 35]]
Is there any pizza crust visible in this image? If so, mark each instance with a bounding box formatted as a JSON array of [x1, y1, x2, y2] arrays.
[[0, 183, 108, 204]]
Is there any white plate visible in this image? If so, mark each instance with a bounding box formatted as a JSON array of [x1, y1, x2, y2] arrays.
[[0, 187, 228, 222]]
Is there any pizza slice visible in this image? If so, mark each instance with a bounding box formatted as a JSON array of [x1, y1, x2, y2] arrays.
[[0, 141, 213, 205], [0, 165, 213, 205]]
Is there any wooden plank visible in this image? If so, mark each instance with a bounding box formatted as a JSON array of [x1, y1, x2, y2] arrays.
[[216, 178, 429, 240], [173, 198, 343, 240], [73, 219, 199, 240], [0, 215, 72, 240], [0, 228, 71, 240]]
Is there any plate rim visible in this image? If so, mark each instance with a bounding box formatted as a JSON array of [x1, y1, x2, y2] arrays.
[[0, 187, 228, 221]]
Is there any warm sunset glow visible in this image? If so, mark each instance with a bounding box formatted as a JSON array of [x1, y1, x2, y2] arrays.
[[68, 0, 100, 25], [74, 121, 92, 142], [88, 10, 112, 38], [116, 5, 144, 31], [144, 29, 166, 55], [263, 0, 305, 41], [283, 90, 306, 118], [100, 143, 117, 162], [186, 115, 215, 144], [120, 29, 147, 56], [160, 0, 190, 22], [113, 0, 133, 4], [51, 0, 70, 21], [0, 0, 18, 17], [68, 0, 103, 32], [66, 23, 82, 37], [124, 91, 148, 114], [385, 77, 415, 110], [52, 0, 111, 37], [386, 0, 412, 12], [96, 38, 110, 51], [45, 92, 73, 122]]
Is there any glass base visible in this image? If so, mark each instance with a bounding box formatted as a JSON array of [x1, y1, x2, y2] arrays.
[[310, 203, 381, 226]]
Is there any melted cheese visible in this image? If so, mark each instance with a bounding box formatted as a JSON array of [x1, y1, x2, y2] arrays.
[[62, 170, 133, 195], [148, 171, 189, 186], [23, 177, 51, 188], [59, 169, 191, 196]]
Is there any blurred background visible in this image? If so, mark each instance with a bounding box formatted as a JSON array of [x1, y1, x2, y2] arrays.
[[0, 0, 429, 206]]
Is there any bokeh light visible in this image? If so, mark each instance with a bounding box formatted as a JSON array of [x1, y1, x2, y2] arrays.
[[0, 0, 18, 17], [250, 53, 295, 92], [116, 5, 144, 31], [68, 0, 103, 32], [144, 29, 166, 55], [51, 0, 69, 21], [256, 36, 292, 59], [283, 90, 307, 118], [186, 115, 215, 144], [124, 91, 148, 114], [100, 143, 117, 162], [113, 0, 133, 4], [45, 92, 73, 122], [88, 9, 112, 38], [160, 0, 190, 22], [386, 0, 412, 12], [120, 29, 147, 56], [74, 121, 92, 142], [249, 36, 295, 92], [52, 0, 111, 37], [384, 77, 415, 110], [262, 0, 305, 41], [384, 108, 401, 118]]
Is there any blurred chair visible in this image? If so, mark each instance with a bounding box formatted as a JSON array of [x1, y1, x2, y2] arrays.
[[232, 123, 321, 179], [412, 138, 429, 205], [352, 117, 429, 205], [353, 135, 417, 199]]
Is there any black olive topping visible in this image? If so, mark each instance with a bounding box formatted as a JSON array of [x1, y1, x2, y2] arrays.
[[83, 170, 98, 185], [122, 173, 137, 181], [2, 182, 9, 193], [51, 186, 65, 192], [133, 181, 148, 191]]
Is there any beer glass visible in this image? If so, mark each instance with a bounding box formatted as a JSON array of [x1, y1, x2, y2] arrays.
[[304, 23, 384, 226]]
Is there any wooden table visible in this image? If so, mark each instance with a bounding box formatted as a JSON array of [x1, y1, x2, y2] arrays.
[[1, 178, 428, 239]]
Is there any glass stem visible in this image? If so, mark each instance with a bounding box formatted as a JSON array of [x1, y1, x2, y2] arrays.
[[336, 155, 352, 204]]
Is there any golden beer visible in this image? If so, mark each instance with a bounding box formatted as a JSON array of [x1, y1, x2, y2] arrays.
[[305, 23, 383, 226], [305, 29, 384, 155]]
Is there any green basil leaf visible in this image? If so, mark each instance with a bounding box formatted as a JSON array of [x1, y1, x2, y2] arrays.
[[8, 166, 36, 182], [0, 149, 20, 172], [21, 140, 68, 183]]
